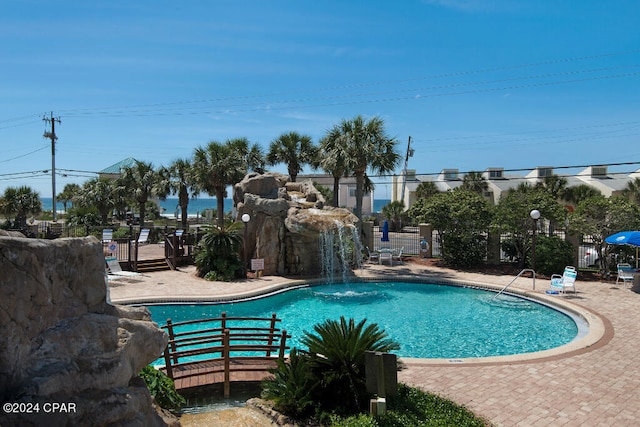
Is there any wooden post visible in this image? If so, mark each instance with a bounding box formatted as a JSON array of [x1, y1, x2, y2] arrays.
[[266, 313, 277, 357], [172, 232, 178, 268], [279, 330, 288, 359], [223, 328, 230, 398], [166, 319, 178, 364], [221, 312, 227, 330], [163, 346, 173, 379], [133, 238, 139, 272]]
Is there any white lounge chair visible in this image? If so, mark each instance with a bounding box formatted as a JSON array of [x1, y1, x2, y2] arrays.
[[102, 229, 113, 243], [105, 256, 140, 278], [392, 247, 404, 265], [137, 228, 150, 245], [617, 263, 635, 288], [550, 266, 578, 294]]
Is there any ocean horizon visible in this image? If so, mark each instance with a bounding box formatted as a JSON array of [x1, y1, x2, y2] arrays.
[[40, 197, 392, 216]]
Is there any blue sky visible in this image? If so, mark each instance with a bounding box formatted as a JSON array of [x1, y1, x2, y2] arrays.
[[2, 0, 640, 199]]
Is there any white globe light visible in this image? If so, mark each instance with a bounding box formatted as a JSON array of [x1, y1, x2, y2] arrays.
[[241, 213, 251, 223], [530, 209, 541, 220]]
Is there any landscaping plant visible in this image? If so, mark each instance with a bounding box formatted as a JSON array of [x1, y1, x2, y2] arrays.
[[138, 365, 185, 412], [194, 221, 244, 281]]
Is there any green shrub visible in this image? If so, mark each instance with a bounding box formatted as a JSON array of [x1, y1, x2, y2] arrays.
[[328, 384, 486, 427], [138, 365, 185, 412], [534, 235, 575, 276], [442, 233, 487, 268], [195, 222, 243, 279], [376, 383, 486, 427], [261, 348, 318, 418]]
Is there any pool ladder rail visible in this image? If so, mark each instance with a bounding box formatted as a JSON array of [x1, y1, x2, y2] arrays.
[[492, 269, 536, 300]]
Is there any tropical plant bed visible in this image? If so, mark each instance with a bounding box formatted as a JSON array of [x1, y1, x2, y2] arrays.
[[249, 383, 488, 427]]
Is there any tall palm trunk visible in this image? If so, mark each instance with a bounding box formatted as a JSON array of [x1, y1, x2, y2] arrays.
[[216, 186, 225, 226], [179, 187, 189, 230], [332, 175, 340, 207], [354, 169, 365, 219], [138, 200, 147, 228]]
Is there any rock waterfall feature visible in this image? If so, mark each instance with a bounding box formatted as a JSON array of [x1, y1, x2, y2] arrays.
[[234, 172, 362, 279], [0, 235, 171, 427]]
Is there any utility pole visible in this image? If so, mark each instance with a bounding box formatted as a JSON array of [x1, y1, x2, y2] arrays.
[[399, 136, 414, 205], [43, 112, 61, 221]]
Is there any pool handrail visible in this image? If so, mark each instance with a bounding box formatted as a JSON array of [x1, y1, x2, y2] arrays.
[[493, 269, 536, 300]]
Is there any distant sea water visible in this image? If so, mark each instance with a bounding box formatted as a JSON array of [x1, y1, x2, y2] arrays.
[[41, 197, 392, 216]]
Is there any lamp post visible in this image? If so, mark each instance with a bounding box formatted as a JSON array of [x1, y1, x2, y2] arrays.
[[241, 213, 251, 277], [530, 209, 541, 272]]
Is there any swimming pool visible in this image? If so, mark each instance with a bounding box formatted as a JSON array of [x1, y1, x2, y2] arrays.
[[145, 281, 582, 359]]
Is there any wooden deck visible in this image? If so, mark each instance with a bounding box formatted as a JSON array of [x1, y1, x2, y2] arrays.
[[159, 313, 290, 397]]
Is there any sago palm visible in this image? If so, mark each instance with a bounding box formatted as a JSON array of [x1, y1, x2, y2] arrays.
[[301, 316, 399, 413], [195, 221, 244, 280]]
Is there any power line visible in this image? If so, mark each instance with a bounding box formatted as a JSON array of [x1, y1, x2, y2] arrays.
[[0, 145, 49, 163], [2, 50, 639, 122]]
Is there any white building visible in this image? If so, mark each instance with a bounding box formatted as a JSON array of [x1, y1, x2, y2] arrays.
[[297, 174, 374, 216], [392, 165, 640, 209]]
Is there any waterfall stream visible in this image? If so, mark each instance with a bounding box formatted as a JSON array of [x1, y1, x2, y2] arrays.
[[319, 220, 363, 283]]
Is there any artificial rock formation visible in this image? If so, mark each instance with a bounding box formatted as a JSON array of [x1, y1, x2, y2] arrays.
[[0, 236, 170, 427], [234, 172, 360, 276]]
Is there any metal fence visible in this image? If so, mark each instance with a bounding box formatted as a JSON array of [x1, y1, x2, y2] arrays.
[[371, 225, 436, 256]]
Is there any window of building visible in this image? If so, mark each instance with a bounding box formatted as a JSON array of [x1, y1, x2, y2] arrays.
[[443, 169, 459, 180], [488, 169, 504, 179], [592, 166, 607, 177]]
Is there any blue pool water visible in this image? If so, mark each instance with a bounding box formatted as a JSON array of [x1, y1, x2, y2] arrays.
[[145, 281, 579, 359]]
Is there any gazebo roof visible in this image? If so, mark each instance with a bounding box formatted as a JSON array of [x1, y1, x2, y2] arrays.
[[99, 157, 137, 174]]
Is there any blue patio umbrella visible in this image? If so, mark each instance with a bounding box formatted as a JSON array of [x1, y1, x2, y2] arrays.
[[605, 231, 640, 247], [381, 220, 390, 242], [605, 231, 640, 268]]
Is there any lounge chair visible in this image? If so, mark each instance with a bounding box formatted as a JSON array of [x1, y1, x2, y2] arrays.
[[105, 256, 140, 278], [616, 263, 635, 288], [366, 246, 379, 264], [102, 229, 113, 243], [549, 266, 577, 294], [392, 247, 404, 265], [136, 228, 150, 245]]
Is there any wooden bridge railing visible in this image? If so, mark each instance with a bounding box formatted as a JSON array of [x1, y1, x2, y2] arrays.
[[160, 312, 290, 397]]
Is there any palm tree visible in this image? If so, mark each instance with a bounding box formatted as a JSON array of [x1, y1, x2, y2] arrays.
[[164, 159, 199, 230], [267, 131, 317, 182], [57, 183, 81, 213], [76, 178, 116, 225], [623, 177, 640, 205], [382, 200, 406, 231], [228, 137, 266, 174], [193, 140, 248, 226], [565, 184, 601, 207], [461, 171, 489, 195], [415, 181, 439, 200], [324, 115, 400, 219], [535, 175, 568, 200], [0, 186, 42, 229], [118, 160, 163, 228], [317, 129, 350, 207]]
